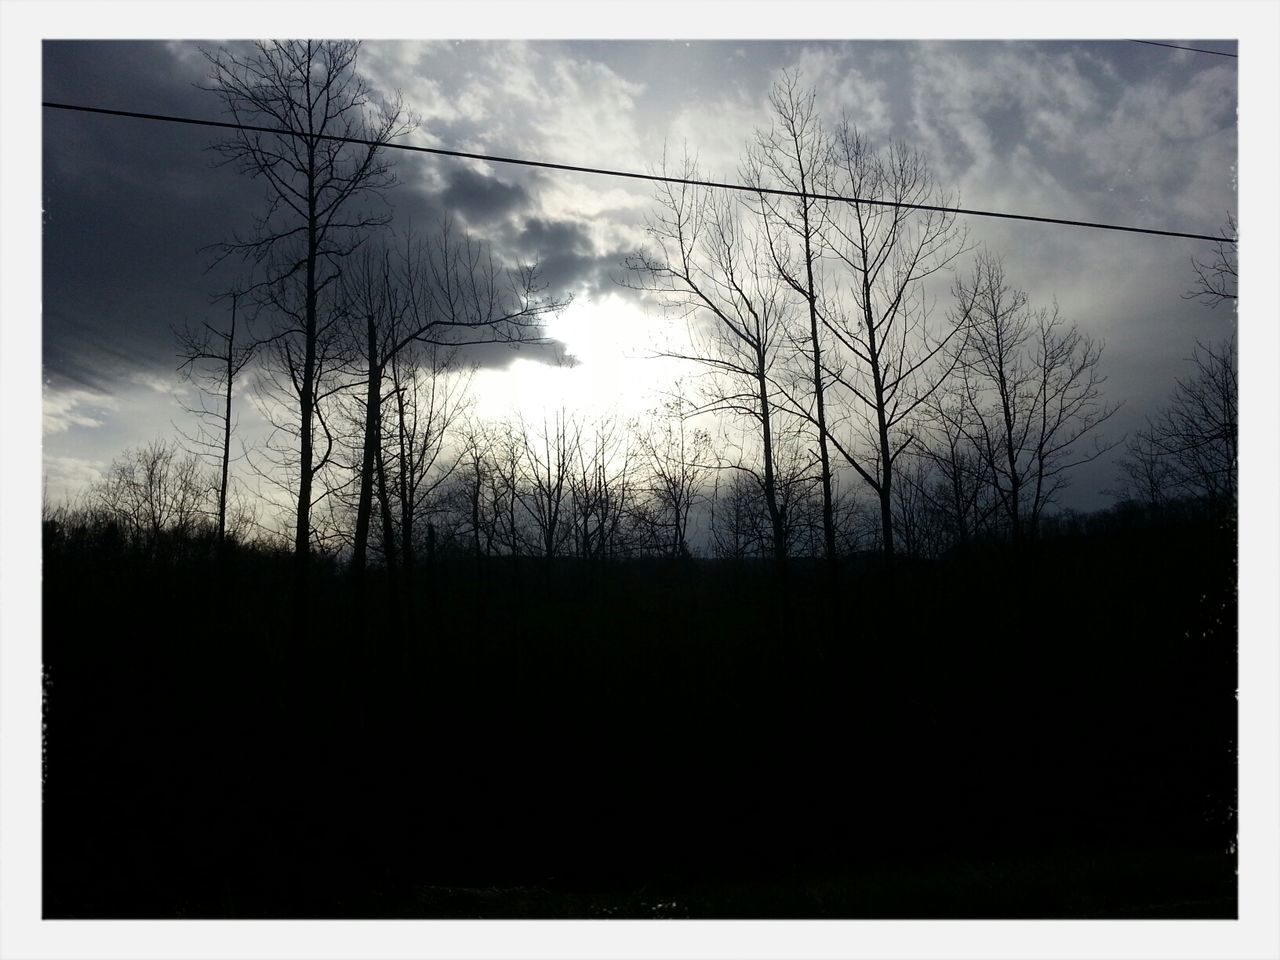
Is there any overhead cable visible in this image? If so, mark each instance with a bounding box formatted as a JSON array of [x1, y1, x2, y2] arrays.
[[42, 100, 1236, 245]]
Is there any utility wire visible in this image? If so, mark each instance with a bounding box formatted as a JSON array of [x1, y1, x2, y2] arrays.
[[1127, 39, 1238, 58], [42, 100, 1235, 245]]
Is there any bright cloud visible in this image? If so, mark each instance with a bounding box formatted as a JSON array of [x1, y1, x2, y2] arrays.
[[42, 384, 118, 435], [471, 292, 696, 421]]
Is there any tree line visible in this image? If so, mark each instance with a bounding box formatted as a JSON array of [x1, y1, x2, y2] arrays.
[[44, 44, 1238, 577]]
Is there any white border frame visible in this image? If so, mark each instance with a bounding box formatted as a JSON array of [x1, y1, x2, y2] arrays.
[[4, 3, 1277, 958]]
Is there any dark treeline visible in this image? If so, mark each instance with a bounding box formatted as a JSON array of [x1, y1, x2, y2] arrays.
[[42, 41, 1238, 918], [42, 494, 1236, 917], [54, 310, 1237, 573]]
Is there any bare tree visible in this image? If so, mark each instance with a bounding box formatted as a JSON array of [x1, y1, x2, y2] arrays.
[[385, 342, 473, 573], [915, 386, 997, 548], [1111, 430, 1179, 510], [201, 40, 411, 581], [1184, 214, 1237, 308], [176, 293, 255, 548], [632, 89, 970, 563], [955, 253, 1118, 540], [635, 395, 712, 558], [91, 440, 215, 554], [341, 221, 565, 577], [248, 275, 357, 558], [488, 419, 529, 558], [819, 124, 969, 559], [708, 470, 766, 561], [1113, 221, 1237, 510], [341, 243, 401, 577], [770, 431, 824, 557], [891, 456, 946, 560], [627, 154, 793, 570], [455, 419, 504, 565], [567, 413, 637, 561], [1117, 338, 1237, 506], [518, 409, 577, 560], [745, 72, 839, 561]]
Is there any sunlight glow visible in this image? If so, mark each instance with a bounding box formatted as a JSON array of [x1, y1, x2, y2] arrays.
[[470, 291, 694, 420]]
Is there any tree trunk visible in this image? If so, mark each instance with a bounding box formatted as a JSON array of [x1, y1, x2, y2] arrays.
[[863, 277, 895, 560], [1008, 474, 1022, 545], [351, 314, 381, 577], [757, 364, 787, 571], [376, 440, 398, 581], [799, 189, 836, 563], [878, 468, 895, 558], [471, 467, 483, 575], [218, 296, 236, 548], [294, 167, 319, 589], [394, 384, 414, 585]]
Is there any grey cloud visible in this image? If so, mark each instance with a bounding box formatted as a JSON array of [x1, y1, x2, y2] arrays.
[[437, 166, 533, 226], [533, 248, 628, 301], [513, 216, 629, 299], [44, 41, 270, 390], [517, 216, 591, 253]]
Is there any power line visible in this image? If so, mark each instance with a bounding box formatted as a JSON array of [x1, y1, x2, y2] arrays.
[[42, 99, 1235, 245], [1127, 39, 1238, 58]]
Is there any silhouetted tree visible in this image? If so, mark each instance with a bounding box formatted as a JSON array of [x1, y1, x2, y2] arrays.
[[342, 244, 401, 578], [628, 154, 792, 570], [385, 342, 472, 575], [567, 413, 638, 561], [1111, 429, 1179, 510], [340, 221, 563, 577], [914, 386, 997, 548], [745, 72, 839, 561], [454, 419, 504, 565], [770, 432, 824, 557], [249, 275, 357, 559], [890, 456, 948, 560], [518, 409, 577, 560], [635, 396, 712, 558], [1116, 338, 1237, 507], [176, 293, 255, 549], [1184, 214, 1237, 309], [819, 124, 968, 559], [91, 439, 214, 555], [954, 253, 1118, 541], [708, 471, 765, 561], [202, 40, 410, 582], [488, 419, 528, 557]]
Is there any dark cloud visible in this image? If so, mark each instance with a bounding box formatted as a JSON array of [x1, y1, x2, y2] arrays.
[[516, 216, 590, 253], [437, 166, 532, 226], [533, 248, 628, 301], [459, 338, 574, 370], [43, 42, 268, 387], [515, 216, 629, 300], [44, 40, 204, 116], [334, 192, 582, 370]]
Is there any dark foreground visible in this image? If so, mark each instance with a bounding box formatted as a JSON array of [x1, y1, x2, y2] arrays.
[[42, 512, 1237, 918]]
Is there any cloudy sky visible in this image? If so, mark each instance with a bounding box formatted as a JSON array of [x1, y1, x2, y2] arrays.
[[41, 37, 1238, 510]]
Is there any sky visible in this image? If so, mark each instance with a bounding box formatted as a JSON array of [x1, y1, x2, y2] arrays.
[[40, 37, 1239, 512]]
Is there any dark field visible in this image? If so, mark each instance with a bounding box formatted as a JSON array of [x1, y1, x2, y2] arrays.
[[41, 512, 1236, 918]]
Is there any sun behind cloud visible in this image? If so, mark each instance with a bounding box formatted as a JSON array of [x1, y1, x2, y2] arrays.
[[471, 291, 693, 421]]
